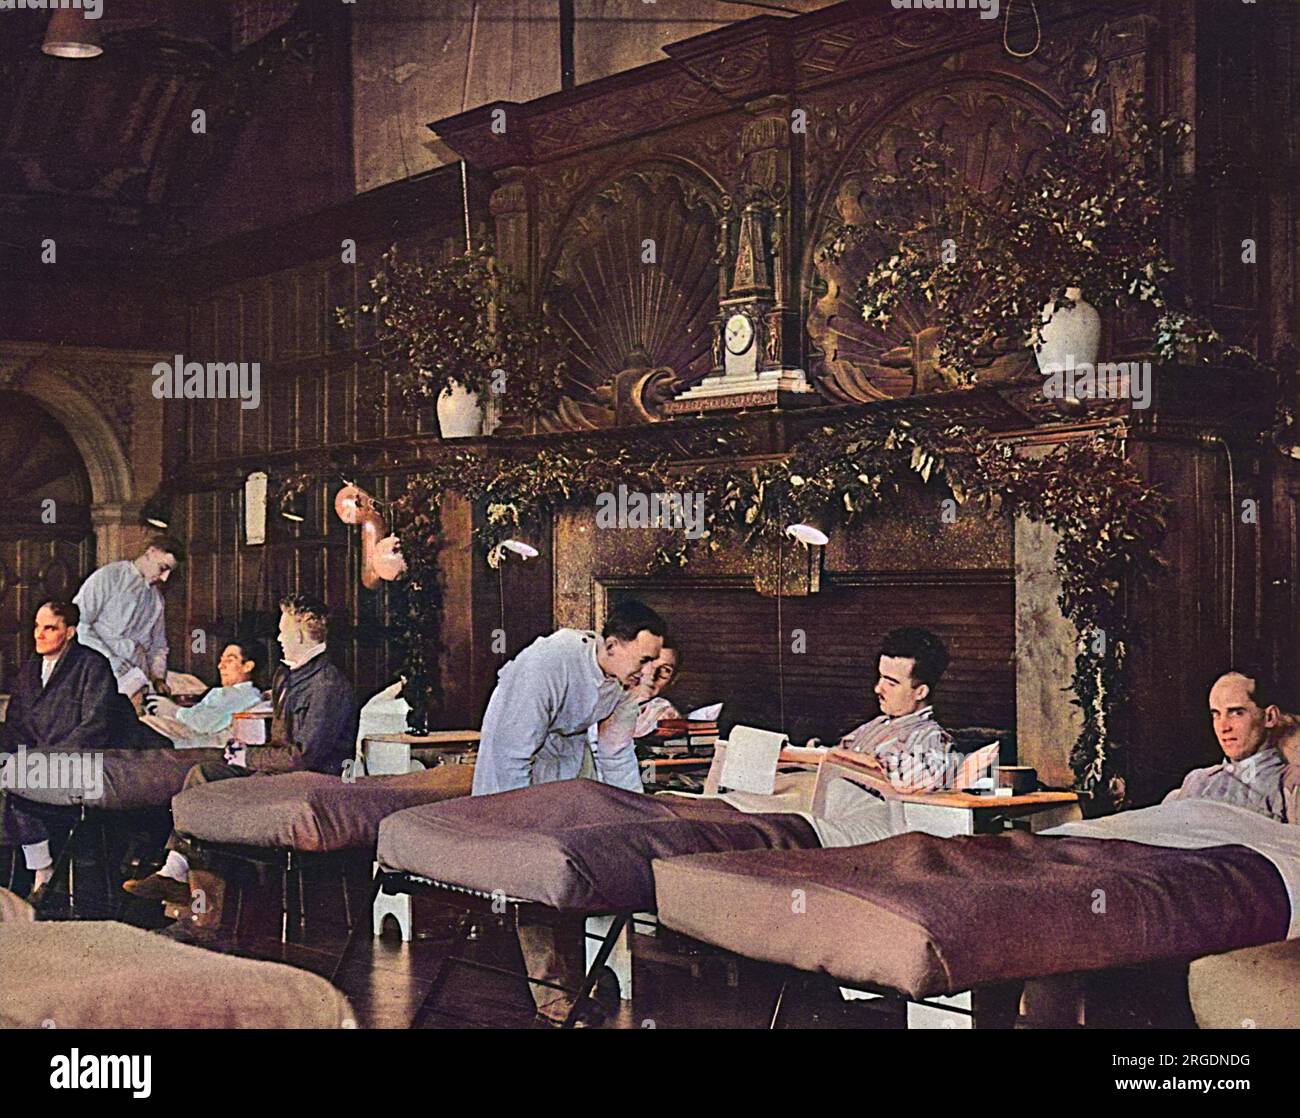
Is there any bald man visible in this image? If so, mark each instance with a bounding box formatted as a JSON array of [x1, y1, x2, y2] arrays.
[[1164, 669, 1292, 822]]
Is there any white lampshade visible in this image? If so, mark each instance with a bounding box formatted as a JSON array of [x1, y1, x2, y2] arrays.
[[785, 523, 829, 547], [500, 539, 538, 559], [42, 10, 103, 58]]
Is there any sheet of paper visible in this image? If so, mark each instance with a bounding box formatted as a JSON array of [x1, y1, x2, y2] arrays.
[[952, 742, 999, 789], [165, 671, 208, 697], [689, 702, 723, 720], [718, 724, 786, 795]]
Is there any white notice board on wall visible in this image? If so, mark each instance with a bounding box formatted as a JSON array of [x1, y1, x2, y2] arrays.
[[244, 470, 268, 546]]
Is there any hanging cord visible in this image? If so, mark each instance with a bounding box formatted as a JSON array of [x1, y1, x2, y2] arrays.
[[776, 515, 786, 733], [461, 161, 472, 253], [1197, 435, 1237, 664], [456, 0, 481, 252], [1221, 439, 1237, 665], [1002, 0, 1042, 59]]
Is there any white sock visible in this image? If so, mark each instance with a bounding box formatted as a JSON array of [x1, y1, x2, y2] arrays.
[[158, 850, 189, 882], [22, 840, 52, 872]]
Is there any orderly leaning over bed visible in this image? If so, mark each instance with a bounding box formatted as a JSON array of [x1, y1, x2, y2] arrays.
[[72, 534, 183, 709], [1163, 668, 1293, 821], [1, 600, 135, 905], [122, 595, 359, 933], [471, 599, 667, 795], [589, 642, 681, 793], [472, 598, 667, 1024]]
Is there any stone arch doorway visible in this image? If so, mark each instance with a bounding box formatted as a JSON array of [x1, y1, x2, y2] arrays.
[[0, 391, 99, 688]]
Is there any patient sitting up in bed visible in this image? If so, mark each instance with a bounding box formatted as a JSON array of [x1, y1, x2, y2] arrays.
[[122, 596, 359, 937], [1163, 668, 1293, 822], [590, 643, 681, 792], [801, 628, 959, 843], [139, 640, 265, 746], [816, 627, 956, 790]]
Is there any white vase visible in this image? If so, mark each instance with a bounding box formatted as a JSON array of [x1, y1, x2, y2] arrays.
[[435, 380, 484, 438], [1034, 286, 1101, 373]]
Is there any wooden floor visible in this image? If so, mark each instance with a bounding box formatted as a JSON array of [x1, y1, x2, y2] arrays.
[[214, 905, 904, 1030], [8, 841, 1196, 1029], [9, 850, 898, 1029]]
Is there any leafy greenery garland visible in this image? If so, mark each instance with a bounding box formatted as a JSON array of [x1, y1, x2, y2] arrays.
[[836, 94, 1250, 384], [344, 243, 567, 415], [389, 476, 445, 733], [394, 415, 1166, 799]]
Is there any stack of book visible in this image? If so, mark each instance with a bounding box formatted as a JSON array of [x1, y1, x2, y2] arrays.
[[643, 718, 719, 756]]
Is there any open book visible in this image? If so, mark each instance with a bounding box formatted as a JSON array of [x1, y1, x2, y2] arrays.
[[817, 741, 1001, 799]]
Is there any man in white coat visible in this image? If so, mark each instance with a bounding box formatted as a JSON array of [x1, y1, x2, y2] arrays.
[[471, 600, 667, 796], [72, 535, 183, 706], [471, 598, 668, 1024]]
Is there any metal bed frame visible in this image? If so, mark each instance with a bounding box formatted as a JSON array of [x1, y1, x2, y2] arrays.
[[336, 868, 630, 1029]]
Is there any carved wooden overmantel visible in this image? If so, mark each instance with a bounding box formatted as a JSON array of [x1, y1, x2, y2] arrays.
[[156, 0, 1295, 806], [428, 0, 1174, 432]]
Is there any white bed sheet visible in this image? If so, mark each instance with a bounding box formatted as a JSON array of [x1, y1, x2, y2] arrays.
[[667, 770, 896, 849], [1044, 799, 1300, 937]]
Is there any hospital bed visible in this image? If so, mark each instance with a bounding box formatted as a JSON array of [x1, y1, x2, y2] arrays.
[[651, 799, 1300, 1027], [362, 727, 1017, 1026], [368, 775, 820, 1027], [0, 887, 355, 1029], [167, 762, 476, 942], [1, 746, 225, 914]]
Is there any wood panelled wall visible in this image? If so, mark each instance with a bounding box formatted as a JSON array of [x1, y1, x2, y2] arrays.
[[608, 575, 1015, 748], [0, 393, 95, 689], [159, 0, 1296, 778], [170, 169, 483, 711]]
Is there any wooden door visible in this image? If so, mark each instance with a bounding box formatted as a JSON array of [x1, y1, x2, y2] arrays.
[[0, 391, 96, 689]]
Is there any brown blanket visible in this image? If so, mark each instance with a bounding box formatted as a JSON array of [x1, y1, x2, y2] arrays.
[[654, 831, 1291, 999], [173, 763, 475, 853], [376, 778, 818, 914], [0, 920, 354, 1028], [3, 748, 225, 811]]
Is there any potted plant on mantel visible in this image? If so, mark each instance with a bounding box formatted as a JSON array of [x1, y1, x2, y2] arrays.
[[341, 243, 565, 439], [840, 94, 1254, 387]]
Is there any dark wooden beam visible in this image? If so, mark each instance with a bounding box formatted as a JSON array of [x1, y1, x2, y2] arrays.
[[559, 0, 575, 90]]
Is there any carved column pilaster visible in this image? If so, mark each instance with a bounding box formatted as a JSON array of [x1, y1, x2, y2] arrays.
[[488, 172, 530, 280], [739, 98, 801, 373]]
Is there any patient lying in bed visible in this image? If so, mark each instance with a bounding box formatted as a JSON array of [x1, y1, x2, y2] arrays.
[[139, 641, 266, 748]]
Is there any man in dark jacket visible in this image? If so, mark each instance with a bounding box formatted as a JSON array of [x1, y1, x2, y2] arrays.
[[123, 595, 358, 932], [1, 600, 131, 902]]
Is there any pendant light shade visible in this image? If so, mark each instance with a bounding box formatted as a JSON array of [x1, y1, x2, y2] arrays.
[[42, 9, 104, 59]]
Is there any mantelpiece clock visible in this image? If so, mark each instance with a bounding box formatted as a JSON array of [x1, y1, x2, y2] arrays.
[[666, 199, 812, 414], [723, 311, 755, 358]]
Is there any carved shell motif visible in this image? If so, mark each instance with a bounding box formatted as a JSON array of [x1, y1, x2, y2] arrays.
[[539, 168, 722, 429], [807, 87, 1057, 404]]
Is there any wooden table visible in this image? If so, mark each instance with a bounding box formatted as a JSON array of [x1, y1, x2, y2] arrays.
[[642, 747, 816, 781], [811, 749, 1082, 836], [361, 731, 480, 776]]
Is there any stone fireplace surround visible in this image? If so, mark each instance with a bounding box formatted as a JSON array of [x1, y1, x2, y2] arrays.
[[550, 468, 1077, 787]]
